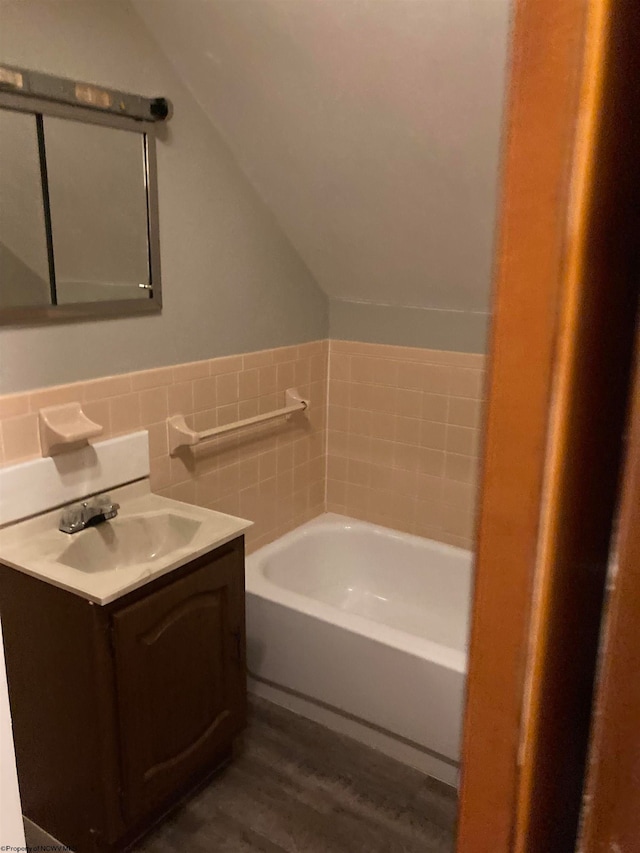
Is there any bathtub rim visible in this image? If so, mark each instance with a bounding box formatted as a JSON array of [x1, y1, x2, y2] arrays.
[[246, 512, 470, 675]]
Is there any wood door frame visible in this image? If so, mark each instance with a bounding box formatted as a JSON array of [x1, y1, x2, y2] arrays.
[[579, 334, 640, 850], [456, 0, 640, 850]]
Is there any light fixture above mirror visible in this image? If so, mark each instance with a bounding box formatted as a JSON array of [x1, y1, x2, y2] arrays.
[[0, 64, 171, 325]]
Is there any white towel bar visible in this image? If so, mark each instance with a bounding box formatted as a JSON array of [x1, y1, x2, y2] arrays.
[[168, 387, 309, 455]]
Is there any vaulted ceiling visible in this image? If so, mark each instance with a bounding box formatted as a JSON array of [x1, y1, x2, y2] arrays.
[[135, 0, 511, 314]]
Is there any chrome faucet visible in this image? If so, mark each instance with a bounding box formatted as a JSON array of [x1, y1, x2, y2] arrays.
[[59, 494, 120, 534]]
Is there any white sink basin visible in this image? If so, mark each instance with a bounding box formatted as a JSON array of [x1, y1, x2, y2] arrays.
[[58, 513, 202, 573], [0, 483, 253, 604]]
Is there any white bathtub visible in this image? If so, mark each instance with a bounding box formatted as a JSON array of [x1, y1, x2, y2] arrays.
[[245, 513, 473, 785]]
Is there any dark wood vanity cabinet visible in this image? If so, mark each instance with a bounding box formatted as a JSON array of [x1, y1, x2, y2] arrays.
[[0, 537, 247, 853]]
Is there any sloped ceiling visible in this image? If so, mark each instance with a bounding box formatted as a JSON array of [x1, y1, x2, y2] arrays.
[[135, 0, 510, 314]]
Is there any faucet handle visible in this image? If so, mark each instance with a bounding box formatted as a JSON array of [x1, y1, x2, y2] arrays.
[[59, 502, 86, 533], [95, 494, 120, 514], [58, 493, 120, 533]]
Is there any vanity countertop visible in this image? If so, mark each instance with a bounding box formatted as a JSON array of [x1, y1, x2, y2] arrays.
[[0, 481, 252, 605]]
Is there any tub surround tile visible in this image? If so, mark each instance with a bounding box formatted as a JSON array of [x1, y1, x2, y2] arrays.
[[109, 393, 142, 435], [444, 453, 478, 485], [449, 367, 486, 399], [172, 360, 209, 383], [192, 376, 217, 412], [168, 381, 194, 416], [258, 394, 278, 416], [219, 402, 241, 426], [294, 358, 311, 387], [83, 374, 133, 401], [217, 372, 240, 404], [242, 350, 274, 370], [446, 425, 478, 456], [208, 355, 244, 376], [239, 369, 260, 400], [326, 339, 486, 550], [149, 455, 171, 492], [0, 338, 482, 552], [147, 422, 169, 460], [448, 397, 482, 428], [139, 387, 169, 426], [129, 367, 172, 391], [239, 398, 260, 420], [258, 365, 278, 396]]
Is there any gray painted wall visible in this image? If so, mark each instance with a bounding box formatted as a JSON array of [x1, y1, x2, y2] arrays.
[[136, 0, 510, 352], [0, 1, 328, 394], [329, 299, 490, 353]]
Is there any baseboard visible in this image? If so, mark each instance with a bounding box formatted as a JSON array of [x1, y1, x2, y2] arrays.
[[248, 676, 459, 788]]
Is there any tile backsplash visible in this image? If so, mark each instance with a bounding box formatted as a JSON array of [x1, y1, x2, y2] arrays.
[[0, 339, 485, 552], [0, 342, 327, 553]]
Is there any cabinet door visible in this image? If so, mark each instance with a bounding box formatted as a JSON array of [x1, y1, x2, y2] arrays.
[[111, 548, 245, 822]]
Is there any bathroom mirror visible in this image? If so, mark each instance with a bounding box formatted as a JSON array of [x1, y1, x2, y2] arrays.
[[0, 69, 167, 325], [0, 109, 51, 308], [44, 117, 152, 305]]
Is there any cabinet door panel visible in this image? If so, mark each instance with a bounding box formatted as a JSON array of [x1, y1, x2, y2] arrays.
[[111, 550, 244, 821]]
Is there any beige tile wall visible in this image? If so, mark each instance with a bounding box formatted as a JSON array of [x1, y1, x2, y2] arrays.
[[0, 338, 486, 552], [326, 340, 486, 549], [0, 341, 328, 553]]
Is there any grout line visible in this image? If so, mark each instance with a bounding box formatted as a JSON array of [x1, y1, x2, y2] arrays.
[[1, 340, 482, 547], [323, 339, 331, 511]]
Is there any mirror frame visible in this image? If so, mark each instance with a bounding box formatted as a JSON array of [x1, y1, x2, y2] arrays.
[[0, 89, 162, 325]]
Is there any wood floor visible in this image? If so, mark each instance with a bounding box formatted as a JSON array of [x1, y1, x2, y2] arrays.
[[136, 697, 458, 853]]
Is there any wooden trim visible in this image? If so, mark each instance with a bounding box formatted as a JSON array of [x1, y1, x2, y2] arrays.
[[456, 2, 591, 847], [456, 0, 640, 849], [579, 342, 640, 850], [512, 0, 640, 847], [512, 0, 610, 841]]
